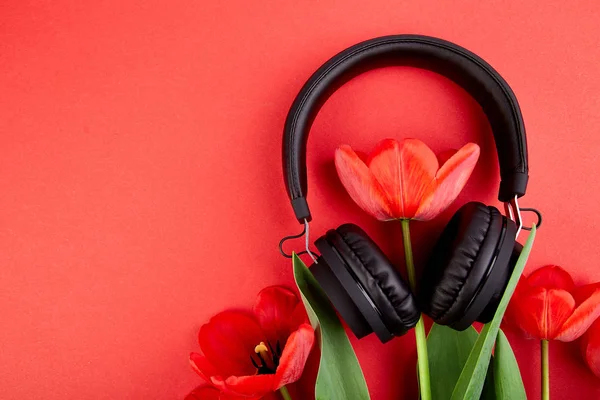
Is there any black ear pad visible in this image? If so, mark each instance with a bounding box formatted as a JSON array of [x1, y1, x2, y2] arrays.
[[419, 202, 517, 330], [311, 223, 419, 343], [332, 224, 420, 334]]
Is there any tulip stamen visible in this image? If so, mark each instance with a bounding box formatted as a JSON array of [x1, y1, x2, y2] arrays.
[[251, 340, 283, 375], [254, 342, 269, 358]]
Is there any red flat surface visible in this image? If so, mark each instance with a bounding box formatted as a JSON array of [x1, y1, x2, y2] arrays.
[[2, 1, 600, 399]]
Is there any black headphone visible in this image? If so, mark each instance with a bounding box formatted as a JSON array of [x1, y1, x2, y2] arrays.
[[281, 35, 535, 343]]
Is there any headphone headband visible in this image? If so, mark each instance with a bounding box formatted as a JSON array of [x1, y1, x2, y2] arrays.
[[282, 35, 528, 223]]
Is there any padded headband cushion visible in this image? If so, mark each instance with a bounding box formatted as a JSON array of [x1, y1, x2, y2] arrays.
[[420, 202, 503, 325], [328, 224, 419, 335], [283, 35, 528, 222]]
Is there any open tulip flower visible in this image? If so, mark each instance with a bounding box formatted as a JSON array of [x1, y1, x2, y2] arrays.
[[334, 138, 480, 221], [188, 286, 314, 400], [508, 265, 600, 341]]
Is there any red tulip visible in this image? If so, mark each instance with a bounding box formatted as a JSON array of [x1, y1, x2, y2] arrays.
[[508, 266, 600, 341], [189, 286, 314, 399], [576, 283, 600, 377], [334, 138, 480, 221]]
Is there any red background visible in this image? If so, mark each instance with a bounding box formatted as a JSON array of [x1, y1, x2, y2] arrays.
[[2, 1, 600, 399]]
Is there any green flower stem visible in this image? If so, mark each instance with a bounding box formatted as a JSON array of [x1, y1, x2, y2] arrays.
[[279, 386, 292, 400], [542, 340, 550, 400], [401, 219, 431, 400]]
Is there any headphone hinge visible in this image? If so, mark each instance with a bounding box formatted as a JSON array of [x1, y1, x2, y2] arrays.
[[504, 196, 523, 238]]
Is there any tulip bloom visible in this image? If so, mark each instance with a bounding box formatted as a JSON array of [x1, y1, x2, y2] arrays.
[[577, 283, 600, 377], [507, 266, 600, 398], [508, 265, 600, 341], [188, 286, 314, 399], [334, 138, 480, 221]]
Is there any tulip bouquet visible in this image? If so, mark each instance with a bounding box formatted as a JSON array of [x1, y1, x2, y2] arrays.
[[185, 138, 599, 399]]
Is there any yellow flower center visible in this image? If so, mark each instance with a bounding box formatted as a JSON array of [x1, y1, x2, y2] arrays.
[[251, 340, 282, 375], [254, 342, 269, 359]]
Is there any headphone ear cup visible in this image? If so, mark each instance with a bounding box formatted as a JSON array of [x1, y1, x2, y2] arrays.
[[332, 224, 420, 335], [419, 202, 517, 330], [312, 223, 419, 343]]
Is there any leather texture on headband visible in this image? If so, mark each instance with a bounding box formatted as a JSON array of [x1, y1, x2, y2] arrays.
[[282, 35, 528, 222]]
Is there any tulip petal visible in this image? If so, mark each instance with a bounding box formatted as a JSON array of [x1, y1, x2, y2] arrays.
[[186, 386, 249, 400], [199, 311, 264, 377], [514, 286, 575, 340], [190, 352, 220, 383], [274, 323, 315, 390], [368, 138, 438, 219], [219, 393, 255, 400], [436, 149, 457, 166], [185, 385, 221, 400], [414, 143, 480, 221], [527, 265, 575, 291], [209, 376, 228, 393], [573, 283, 600, 305], [555, 288, 600, 341], [253, 286, 300, 345], [581, 319, 600, 377], [289, 301, 310, 330], [335, 145, 394, 221], [219, 374, 277, 397]]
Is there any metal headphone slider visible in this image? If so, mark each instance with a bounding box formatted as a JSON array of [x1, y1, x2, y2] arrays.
[[504, 196, 543, 238], [278, 219, 319, 263], [504, 196, 523, 238]]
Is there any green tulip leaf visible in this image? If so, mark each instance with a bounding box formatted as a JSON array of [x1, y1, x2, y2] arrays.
[[427, 323, 479, 400], [427, 324, 495, 400], [493, 329, 527, 400], [293, 254, 370, 400], [451, 225, 536, 400]]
